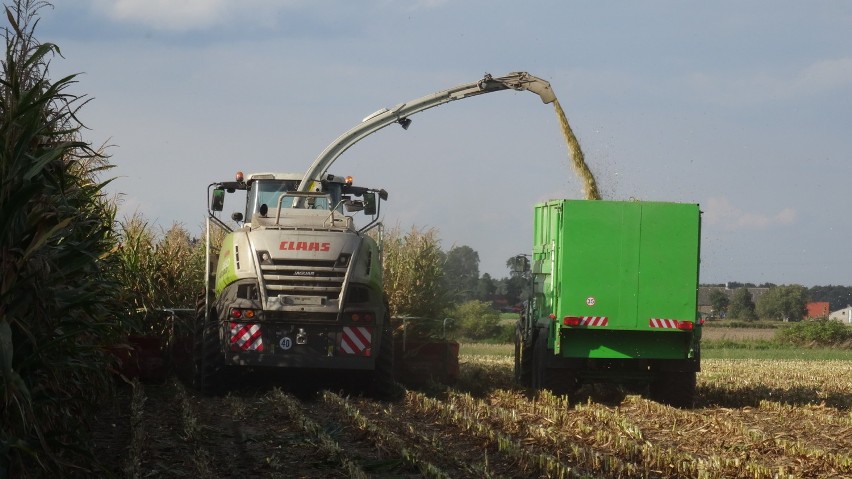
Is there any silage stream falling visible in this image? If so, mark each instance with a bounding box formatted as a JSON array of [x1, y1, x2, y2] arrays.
[[553, 99, 601, 200]]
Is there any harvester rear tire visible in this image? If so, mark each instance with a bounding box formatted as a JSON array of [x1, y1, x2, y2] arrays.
[[193, 292, 227, 396], [649, 371, 696, 409]]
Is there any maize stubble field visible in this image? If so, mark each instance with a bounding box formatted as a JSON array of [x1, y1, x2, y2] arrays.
[[96, 350, 852, 479]]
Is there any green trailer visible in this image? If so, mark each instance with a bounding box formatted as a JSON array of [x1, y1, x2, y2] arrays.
[[514, 199, 702, 407]]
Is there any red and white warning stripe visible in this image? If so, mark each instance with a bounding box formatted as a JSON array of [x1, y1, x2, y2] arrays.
[[649, 318, 679, 329], [340, 326, 372, 356], [579, 316, 608, 327], [230, 323, 264, 351], [564, 316, 608, 327], [648, 318, 693, 330]]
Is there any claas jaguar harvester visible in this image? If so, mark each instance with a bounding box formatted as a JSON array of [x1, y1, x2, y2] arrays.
[[190, 72, 558, 396], [515, 200, 702, 407], [196, 172, 395, 395]]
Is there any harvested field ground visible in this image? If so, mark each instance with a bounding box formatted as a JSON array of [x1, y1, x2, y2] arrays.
[[701, 327, 776, 342], [94, 356, 852, 479]]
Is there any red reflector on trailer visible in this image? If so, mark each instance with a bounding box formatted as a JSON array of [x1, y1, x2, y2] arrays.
[[677, 321, 694, 330], [563, 316, 582, 326]]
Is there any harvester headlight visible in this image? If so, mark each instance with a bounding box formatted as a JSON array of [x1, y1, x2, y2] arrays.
[[257, 250, 273, 265], [335, 254, 351, 267]]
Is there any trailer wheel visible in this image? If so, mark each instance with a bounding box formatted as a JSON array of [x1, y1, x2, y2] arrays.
[[193, 292, 226, 395], [514, 322, 533, 387], [531, 327, 549, 390], [531, 327, 576, 396], [370, 317, 397, 400], [649, 371, 696, 409]]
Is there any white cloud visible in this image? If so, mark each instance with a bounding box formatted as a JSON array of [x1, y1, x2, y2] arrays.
[[793, 58, 852, 94], [703, 197, 797, 231], [688, 57, 852, 106], [89, 0, 303, 31]]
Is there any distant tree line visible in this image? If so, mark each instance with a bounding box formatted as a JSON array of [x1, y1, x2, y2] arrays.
[[704, 283, 852, 321]]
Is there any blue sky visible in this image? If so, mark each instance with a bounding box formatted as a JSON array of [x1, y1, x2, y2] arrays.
[[33, 1, 852, 286]]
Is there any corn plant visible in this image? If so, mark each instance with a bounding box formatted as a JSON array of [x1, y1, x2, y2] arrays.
[[1, 1, 123, 476], [380, 225, 450, 319], [113, 215, 204, 336]]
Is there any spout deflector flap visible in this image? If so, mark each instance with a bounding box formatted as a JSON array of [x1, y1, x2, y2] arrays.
[[494, 71, 557, 104]]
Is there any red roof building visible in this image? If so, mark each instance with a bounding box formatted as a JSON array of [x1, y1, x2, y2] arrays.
[[805, 302, 830, 319]]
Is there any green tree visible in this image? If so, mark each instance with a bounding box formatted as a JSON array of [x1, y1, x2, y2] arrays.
[[450, 300, 501, 339], [506, 254, 530, 277], [728, 288, 757, 321], [757, 284, 808, 321], [443, 245, 480, 303], [708, 289, 730, 317], [476, 272, 496, 301]]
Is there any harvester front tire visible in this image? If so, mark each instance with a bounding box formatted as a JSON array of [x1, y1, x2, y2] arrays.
[[370, 319, 397, 400]]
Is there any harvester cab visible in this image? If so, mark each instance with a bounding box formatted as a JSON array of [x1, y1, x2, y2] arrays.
[[209, 172, 386, 233]]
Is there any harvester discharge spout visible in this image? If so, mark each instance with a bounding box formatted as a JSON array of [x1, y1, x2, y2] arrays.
[[297, 71, 557, 193], [483, 72, 556, 104]]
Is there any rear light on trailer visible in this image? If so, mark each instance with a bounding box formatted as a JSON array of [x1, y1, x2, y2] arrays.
[[230, 308, 242, 319], [563, 316, 582, 326], [677, 320, 694, 331]]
